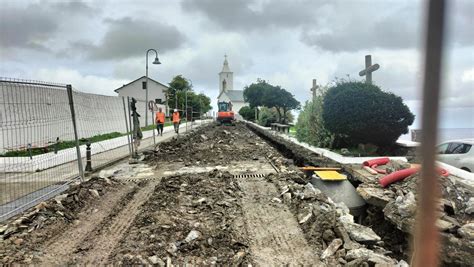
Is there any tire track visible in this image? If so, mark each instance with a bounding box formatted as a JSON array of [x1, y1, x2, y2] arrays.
[[74, 180, 159, 265], [39, 183, 137, 265], [238, 176, 322, 265]]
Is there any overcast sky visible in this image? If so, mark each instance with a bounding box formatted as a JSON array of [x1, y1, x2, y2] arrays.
[[1, 0, 473, 129]]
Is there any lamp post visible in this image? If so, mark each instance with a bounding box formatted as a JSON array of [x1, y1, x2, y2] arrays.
[[185, 79, 193, 131], [145, 49, 161, 126]]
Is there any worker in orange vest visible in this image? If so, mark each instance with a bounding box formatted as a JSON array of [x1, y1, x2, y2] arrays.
[[155, 107, 165, 136], [172, 109, 180, 133]]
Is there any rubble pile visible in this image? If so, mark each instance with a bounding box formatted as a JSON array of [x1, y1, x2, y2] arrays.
[[249, 121, 472, 266], [353, 161, 474, 265], [110, 170, 251, 265], [154, 124, 285, 166], [0, 177, 120, 263], [264, 154, 405, 266]]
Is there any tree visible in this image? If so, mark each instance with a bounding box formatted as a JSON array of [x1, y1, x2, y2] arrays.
[[322, 81, 415, 147], [262, 86, 300, 123], [295, 86, 334, 148], [244, 79, 300, 123], [243, 79, 272, 119], [239, 106, 256, 121], [168, 75, 192, 110], [166, 75, 212, 117]]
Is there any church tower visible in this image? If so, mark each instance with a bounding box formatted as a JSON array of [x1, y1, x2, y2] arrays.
[[219, 55, 233, 94]]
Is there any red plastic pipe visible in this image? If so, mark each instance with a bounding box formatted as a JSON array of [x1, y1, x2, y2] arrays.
[[371, 164, 387, 174], [379, 167, 420, 187], [436, 167, 450, 177], [363, 157, 390, 167]]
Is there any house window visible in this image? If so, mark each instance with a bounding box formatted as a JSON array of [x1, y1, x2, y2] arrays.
[[142, 81, 147, 89]]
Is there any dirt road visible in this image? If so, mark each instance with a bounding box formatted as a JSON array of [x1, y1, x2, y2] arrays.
[[0, 123, 401, 265]]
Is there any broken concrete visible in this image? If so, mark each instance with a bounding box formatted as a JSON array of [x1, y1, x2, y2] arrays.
[[345, 248, 397, 265]]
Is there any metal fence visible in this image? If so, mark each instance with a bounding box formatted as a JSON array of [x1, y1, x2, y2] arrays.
[[0, 79, 81, 222], [0, 78, 204, 222]]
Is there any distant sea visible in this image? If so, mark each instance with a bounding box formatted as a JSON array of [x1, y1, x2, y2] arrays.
[[399, 128, 474, 143]]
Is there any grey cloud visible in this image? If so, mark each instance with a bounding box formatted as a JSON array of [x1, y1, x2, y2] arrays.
[[87, 17, 186, 60], [51, 0, 98, 14], [181, 0, 317, 31], [0, 1, 99, 50], [446, 0, 474, 46], [301, 3, 422, 52], [0, 6, 57, 49], [301, 0, 473, 52]]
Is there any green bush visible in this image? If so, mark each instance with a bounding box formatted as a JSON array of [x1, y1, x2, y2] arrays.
[[257, 107, 295, 127], [239, 106, 256, 121], [322, 81, 414, 147], [257, 107, 278, 127], [295, 86, 334, 147]]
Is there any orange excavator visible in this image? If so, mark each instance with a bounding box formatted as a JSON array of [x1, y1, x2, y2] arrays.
[[217, 101, 235, 125]]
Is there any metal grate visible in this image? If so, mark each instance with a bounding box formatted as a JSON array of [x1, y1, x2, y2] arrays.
[[233, 173, 266, 179]]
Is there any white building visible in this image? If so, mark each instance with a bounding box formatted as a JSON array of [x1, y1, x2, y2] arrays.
[[114, 76, 169, 124], [114, 76, 169, 105], [217, 56, 247, 113]]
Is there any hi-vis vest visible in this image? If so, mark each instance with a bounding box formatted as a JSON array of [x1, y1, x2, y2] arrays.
[[172, 112, 180, 123], [155, 112, 165, 123]]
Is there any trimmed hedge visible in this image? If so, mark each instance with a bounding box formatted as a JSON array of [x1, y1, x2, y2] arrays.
[[322, 81, 414, 147]]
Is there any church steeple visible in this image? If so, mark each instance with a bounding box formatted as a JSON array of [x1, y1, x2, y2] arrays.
[[221, 54, 231, 73], [219, 55, 233, 94]]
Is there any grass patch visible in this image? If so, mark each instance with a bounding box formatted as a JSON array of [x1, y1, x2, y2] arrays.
[[1, 132, 123, 157], [1, 121, 190, 157], [289, 126, 297, 137]]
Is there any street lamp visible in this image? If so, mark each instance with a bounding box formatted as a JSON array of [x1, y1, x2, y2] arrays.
[[145, 48, 161, 126], [185, 78, 193, 131]]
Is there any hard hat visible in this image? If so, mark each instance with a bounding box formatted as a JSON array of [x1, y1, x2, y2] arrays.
[[174, 109, 178, 112]]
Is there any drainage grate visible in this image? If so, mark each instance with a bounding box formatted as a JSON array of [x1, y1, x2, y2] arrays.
[[122, 177, 156, 182], [233, 173, 266, 179]]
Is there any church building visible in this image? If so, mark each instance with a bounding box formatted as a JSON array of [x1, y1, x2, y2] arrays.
[[217, 56, 247, 113]]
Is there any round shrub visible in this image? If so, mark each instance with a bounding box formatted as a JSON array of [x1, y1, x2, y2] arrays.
[[322, 81, 414, 147], [238, 106, 256, 121]]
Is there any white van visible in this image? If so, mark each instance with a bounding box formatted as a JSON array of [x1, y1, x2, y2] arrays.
[[437, 139, 474, 172]]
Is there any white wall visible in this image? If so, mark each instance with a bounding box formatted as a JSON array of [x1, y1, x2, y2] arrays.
[[217, 93, 247, 113], [232, 101, 248, 113], [116, 77, 167, 105]]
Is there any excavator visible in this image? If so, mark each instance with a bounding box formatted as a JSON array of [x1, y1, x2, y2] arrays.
[[217, 101, 235, 125]]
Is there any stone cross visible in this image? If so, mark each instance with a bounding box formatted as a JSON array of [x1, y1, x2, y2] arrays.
[[310, 79, 318, 100], [359, 55, 380, 84]]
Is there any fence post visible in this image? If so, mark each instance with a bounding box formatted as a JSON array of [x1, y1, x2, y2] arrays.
[[85, 141, 92, 172], [150, 101, 156, 145], [127, 97, 134, 157], [66, 85, 84, 181], [122, 97, 132, 155]]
